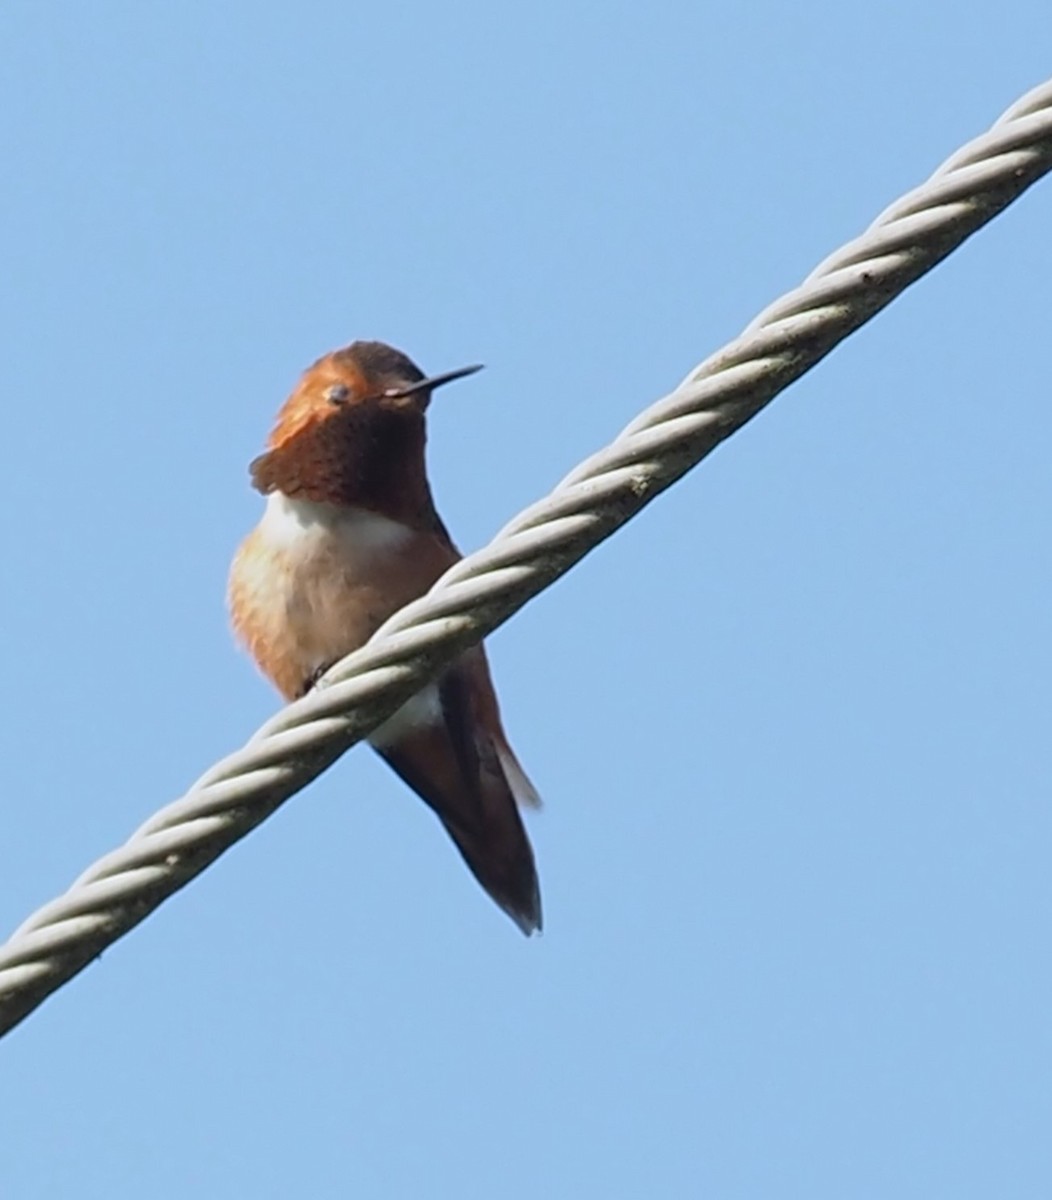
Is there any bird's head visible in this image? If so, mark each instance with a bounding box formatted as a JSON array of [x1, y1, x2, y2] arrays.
[[249, 341, 482, 507]]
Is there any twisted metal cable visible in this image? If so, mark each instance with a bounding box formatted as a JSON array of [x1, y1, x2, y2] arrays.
[[2, 80, 1051, 1038]]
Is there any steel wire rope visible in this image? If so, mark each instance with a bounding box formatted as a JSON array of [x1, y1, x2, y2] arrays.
[[1, 80, 1050, 1038]]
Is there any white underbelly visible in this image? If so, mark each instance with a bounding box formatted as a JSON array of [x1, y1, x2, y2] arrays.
[[259, 491, 417, 683], [368, 683, 444, 748]]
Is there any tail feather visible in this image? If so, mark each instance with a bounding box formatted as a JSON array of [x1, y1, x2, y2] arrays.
[[494, 739, 542, 810], [439, 778, 542, 935], [373, 669, 542, 934]]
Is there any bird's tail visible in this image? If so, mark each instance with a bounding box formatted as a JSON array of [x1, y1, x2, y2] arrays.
[[375, 720, 542, 934], [438, 771, 542, 935]]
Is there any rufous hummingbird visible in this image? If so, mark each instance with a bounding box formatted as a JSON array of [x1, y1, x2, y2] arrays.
[[228, 340, 542, 934]]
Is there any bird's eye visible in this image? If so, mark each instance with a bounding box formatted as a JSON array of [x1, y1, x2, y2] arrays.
[[325, 384, 350, 406]]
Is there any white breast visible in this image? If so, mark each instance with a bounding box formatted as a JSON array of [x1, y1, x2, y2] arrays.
[[257, 496, 445, 745], [242, 491, 419, 694], [258, 491, 413, 560]]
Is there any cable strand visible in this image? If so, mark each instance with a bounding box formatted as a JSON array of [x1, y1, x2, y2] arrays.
[[1, 78, 1050, 1037]]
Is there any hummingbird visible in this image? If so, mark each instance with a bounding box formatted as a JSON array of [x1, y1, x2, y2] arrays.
[[228, 340, 542, 934]]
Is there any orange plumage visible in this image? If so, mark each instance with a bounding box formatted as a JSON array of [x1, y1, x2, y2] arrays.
[[229, 341, 542, 933]]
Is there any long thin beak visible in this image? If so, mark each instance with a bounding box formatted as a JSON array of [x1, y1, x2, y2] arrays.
[[384, 362, 484, 400]]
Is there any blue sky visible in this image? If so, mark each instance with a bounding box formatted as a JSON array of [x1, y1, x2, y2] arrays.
[[1, 4, 1051, 1197]]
